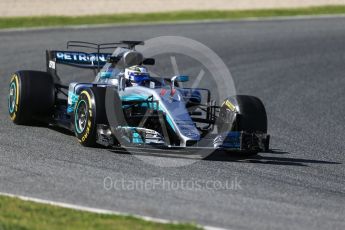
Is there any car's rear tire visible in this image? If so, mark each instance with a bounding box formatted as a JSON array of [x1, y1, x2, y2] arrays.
[[8, 71, 55, 125], [73, 87, 107, 147]]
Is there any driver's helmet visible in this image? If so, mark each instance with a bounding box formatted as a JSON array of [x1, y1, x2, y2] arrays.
[[125, 65, 150, 86]]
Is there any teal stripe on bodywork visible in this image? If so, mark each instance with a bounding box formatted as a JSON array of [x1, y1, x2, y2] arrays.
[[121, 95, 147, 101], [165, 115, 175, 131], [67, 92, 79, 114]]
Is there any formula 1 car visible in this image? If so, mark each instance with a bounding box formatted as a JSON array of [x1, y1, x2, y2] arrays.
[[8, 41, 270, 154]]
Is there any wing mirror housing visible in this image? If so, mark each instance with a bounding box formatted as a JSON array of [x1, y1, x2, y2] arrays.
[[171, 75, 189, 83], [170, 75, 189, 95]]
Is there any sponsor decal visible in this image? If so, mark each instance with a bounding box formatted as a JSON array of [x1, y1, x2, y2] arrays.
[[170, 88, 176, 97], [160, 88, 167, 96], [55, 51, 111, 66], [82, 91, 92, 109], [81, 120, 92, 143], [149, 81, 155, 89], [79, 91, 93, 143], [224, 100, 236, 112], [48, 60, 56, 69]]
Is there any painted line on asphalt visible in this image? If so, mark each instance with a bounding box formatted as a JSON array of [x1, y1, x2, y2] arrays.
[[0, 192, 228, 230], [0, 14, 345, 33]]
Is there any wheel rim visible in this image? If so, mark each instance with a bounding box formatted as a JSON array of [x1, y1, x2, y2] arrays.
[[75, 100, 88, 134], [8, 82, 16, 113]]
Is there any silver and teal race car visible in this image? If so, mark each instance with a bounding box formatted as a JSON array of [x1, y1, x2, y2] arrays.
[[8, 41, 270, 154]]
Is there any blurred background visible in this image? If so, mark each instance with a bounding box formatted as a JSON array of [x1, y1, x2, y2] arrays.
[[1, 0, 344, 17]]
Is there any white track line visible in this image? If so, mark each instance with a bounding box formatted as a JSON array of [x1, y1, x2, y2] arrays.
[[0, 192, 228, 230], [0, 14, 345, 33]]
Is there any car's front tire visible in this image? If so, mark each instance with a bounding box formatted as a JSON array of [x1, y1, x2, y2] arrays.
[[218, 95, 267, 134], [217, 95, 268, 154], [73, 87, 107, 147]]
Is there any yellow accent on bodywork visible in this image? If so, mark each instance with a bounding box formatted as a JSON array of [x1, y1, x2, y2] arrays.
[[225, 100, 236, 112]]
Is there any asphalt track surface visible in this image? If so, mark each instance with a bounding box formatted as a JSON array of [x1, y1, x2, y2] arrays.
[[1, 18, 345, 229]]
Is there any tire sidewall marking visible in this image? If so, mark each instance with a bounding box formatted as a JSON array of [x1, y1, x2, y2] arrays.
[[75, 90, 93, 143], [9, 74, 19, 121]]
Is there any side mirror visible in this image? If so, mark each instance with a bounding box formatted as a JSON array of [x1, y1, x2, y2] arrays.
[[142, 58, 155, 65], [170, 75, 189, 93], [172, 75, 189, 82]]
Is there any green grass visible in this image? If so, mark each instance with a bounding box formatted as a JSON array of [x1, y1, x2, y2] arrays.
[[0, 195, 201, 230], [0, 5, 345, 29]]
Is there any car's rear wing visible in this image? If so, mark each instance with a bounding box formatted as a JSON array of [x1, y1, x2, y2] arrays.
[[47, 50, 112, 69], [46, 40, 144, 70], [46, 40, 144, 84]]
